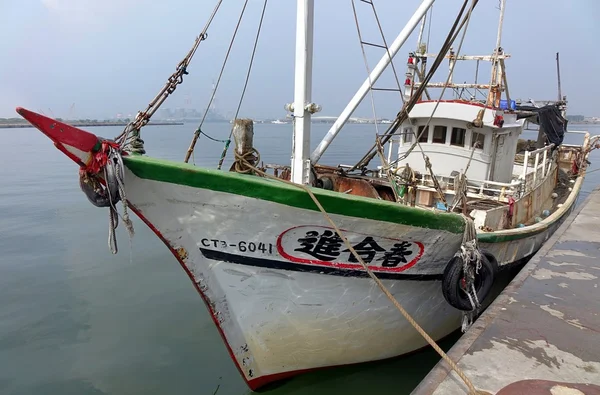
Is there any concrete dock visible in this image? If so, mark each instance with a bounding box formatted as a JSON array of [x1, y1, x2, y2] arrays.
[[412, 189, 600, 395]]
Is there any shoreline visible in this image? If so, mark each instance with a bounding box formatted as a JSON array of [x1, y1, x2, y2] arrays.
[[0, 121, 184, 129]]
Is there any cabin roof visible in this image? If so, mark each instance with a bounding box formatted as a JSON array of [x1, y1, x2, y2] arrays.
[[407, 100, 523, 129]]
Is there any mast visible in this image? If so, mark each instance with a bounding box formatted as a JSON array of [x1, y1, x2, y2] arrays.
[[556, 52, 562, 102], [416, 11, 427, 51], [495, 0, 505, 53], [488, 0, 506, 107], [290, 0, 315, 185], [310, 0, 435, 164]]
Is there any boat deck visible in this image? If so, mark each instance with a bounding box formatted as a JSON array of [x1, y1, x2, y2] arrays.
[[411, 187, 600, 395]]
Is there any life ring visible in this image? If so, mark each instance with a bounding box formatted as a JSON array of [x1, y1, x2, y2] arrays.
[[442, 252, 496, 311]]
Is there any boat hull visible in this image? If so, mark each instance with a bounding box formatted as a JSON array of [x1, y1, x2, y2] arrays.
[[122, 158, 470, 389], [480, 175, 585, 268], [120, 155, 584, 390]]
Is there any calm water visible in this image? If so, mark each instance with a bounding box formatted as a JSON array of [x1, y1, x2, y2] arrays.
[[1, 122, 599, 395]]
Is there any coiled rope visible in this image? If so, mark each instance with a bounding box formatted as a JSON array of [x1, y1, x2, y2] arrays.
[[104, 147, 135, 254], [235, 154, 486, 395], [457, 214, 483, 332]]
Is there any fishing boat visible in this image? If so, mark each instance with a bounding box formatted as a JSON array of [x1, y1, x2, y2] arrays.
[[16, 0, 599, 391]]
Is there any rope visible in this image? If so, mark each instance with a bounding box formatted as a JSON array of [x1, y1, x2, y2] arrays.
[[350, 0, 382, 135], [199, 129, 229, 143], [375, 137, 401, 202], [232, 148, 260, 174], [456, 214, 482, 332], [234, 157, 484, 395], [389, 0, 476, 169], [450, 143, 479, 213], [217, 0, 269, 170], [233, 0, 268, 121], [352, 0, 478, 172], [105, 147, 135, 254], [115, 0, 224, 151], [184, 0, 250, 163], [369, 0, 477, 210], [369, 1, 405, 105]]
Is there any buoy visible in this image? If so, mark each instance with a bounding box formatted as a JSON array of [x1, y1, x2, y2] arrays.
[[517, 223, 525, 228], [557, 203, 563, 208], [542, 209, 551, 217], [535, 216, 543, 223], [551, 192, 558, 199]]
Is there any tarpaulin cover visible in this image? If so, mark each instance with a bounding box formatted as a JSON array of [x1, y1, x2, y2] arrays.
[[516, 104, 567, 146]]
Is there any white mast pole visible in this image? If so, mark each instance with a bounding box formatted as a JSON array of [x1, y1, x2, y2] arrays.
[[290, 0, 315, 185], [310, 0, 435, 164]]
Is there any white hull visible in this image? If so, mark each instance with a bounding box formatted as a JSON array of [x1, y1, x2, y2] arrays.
[[124, 169, 467, 388], [120, 158, 585, 389]]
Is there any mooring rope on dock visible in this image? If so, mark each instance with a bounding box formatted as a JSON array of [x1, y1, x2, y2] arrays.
[[235, 151, 487, 395]]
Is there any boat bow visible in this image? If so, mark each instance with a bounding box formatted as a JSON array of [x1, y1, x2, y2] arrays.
[[16, 107, 107, 167]]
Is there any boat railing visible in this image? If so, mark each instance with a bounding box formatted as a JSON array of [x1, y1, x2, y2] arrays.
[[519, 144, 555, 194], [416, 172, 521, 201], [463, 178, 521, 198]]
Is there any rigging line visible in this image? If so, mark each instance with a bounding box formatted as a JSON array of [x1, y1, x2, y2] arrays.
[[369, 0, 405, 106], [389, 0, 477, 168], [351, 0, 380, 135], [355, 0, 471, 170], [426, 5, 433, 54], [351, 0, 474, 171], [216, 0, 269, 170], [233, 0, 268, 121], [234, 155, 483, 395], [180, 0, 224, 71], [114, 0, 224, 145], [184, 0, 250, 163]]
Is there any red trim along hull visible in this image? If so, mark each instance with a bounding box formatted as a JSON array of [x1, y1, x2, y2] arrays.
[[126, 203, 460, 391]]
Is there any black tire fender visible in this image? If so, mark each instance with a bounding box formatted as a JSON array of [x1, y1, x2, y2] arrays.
[[79, 173, 120, 208], [442, 253, 496, 311]]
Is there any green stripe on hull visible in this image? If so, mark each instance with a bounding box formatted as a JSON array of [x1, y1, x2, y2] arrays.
[[123, 155, 465, 234]]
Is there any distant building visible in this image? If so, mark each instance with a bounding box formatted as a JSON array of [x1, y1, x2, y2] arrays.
[[567, 115, 584, 122], [157, 107, 226, 122]]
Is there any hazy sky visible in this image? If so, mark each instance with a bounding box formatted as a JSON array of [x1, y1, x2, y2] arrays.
[[1, 0, 598, 120]]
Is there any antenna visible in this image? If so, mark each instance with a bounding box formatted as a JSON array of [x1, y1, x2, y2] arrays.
[[68, 103, 75, 119], [210, 79, 217, 113], [556, 52, 562, 101]]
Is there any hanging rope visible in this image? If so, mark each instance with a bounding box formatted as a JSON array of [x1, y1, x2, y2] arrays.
[[184, 0, 250, 163], [217, 0, 269, 170], [372, 0, 477, 208], [234, 155, 486, 395], [351, 0, 381, 135], [115, 0, 224, 152], [350, 0, 412, 137], [457, 213, 483, 332], [105, 147, 135, 254], [351, 0, 478, 172]]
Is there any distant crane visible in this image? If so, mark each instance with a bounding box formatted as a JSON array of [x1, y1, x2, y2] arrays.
[[68, 103, 75, 120]]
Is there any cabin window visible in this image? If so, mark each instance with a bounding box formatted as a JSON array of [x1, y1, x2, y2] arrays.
[[403, 127, 413, 143], [418, 125, 429, 143], [451, 127, 466, 147], [472, 132, 485, 150], [432, 126, 447, 144]]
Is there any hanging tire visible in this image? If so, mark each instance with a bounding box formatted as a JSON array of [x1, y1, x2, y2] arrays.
[[442, 253, 496, 311]]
